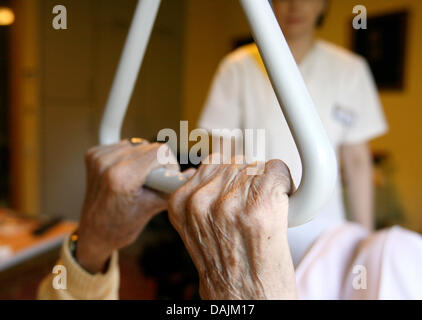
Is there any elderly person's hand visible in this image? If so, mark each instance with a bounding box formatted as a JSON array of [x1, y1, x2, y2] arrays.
[[76, 140, 178, 274], [168, 157, 297, 300]]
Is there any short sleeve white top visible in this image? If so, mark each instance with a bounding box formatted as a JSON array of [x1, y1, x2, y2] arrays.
[[198, 40, 388, 264]]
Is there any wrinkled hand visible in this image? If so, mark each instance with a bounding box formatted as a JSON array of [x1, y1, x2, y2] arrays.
[[169, 156, 297, 300], [76, 140, 178, 274]]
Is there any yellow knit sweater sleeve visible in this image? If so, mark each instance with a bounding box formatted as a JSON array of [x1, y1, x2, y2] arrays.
[[37, 236, 120, 300]]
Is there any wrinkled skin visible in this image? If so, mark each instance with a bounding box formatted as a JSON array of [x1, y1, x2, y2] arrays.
[[77, 141, 297, 300], [76, 140, 179, 274], [169, 156, 297, 300]]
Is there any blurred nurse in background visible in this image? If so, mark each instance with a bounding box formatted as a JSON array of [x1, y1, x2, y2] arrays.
[[198, 0, 388, 266]]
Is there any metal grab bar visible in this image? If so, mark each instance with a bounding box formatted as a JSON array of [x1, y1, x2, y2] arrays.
[[99, 0, 338, 227]]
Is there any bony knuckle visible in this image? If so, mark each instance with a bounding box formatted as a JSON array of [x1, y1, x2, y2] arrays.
[[85, 149, 97, 164], [265, 160, 292, 189], [266, 159, 286, 173], [104, 166, 123, 191], [272, 181, 290, 198], [215, 194, 236, 217], [96, 156, 110, 171], [270, 159, 291, 178], [188, 190, 208, 216], [189, 193, 203, 213]]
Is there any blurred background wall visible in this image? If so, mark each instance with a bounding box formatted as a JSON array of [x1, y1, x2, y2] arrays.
[[9, 0, 185, 220], [4, 0, 422, 231]]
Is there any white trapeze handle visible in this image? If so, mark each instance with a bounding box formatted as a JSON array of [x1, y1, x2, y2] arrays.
[[99, 0, 338, 228]]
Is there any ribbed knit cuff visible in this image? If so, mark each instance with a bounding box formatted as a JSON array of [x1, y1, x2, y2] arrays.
[[58, 235, 120, 299]]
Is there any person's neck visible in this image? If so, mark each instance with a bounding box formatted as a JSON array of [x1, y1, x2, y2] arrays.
[[286, 33, 316, 64]]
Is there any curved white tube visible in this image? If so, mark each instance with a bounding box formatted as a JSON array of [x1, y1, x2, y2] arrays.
[[99, 0, 338, 227], [99, 0, 191, 194], [100, 0, 162, 145], [239, 0, 337, 227]]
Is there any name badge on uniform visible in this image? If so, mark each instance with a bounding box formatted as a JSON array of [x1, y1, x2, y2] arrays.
[[332, 105, 356, 128]]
